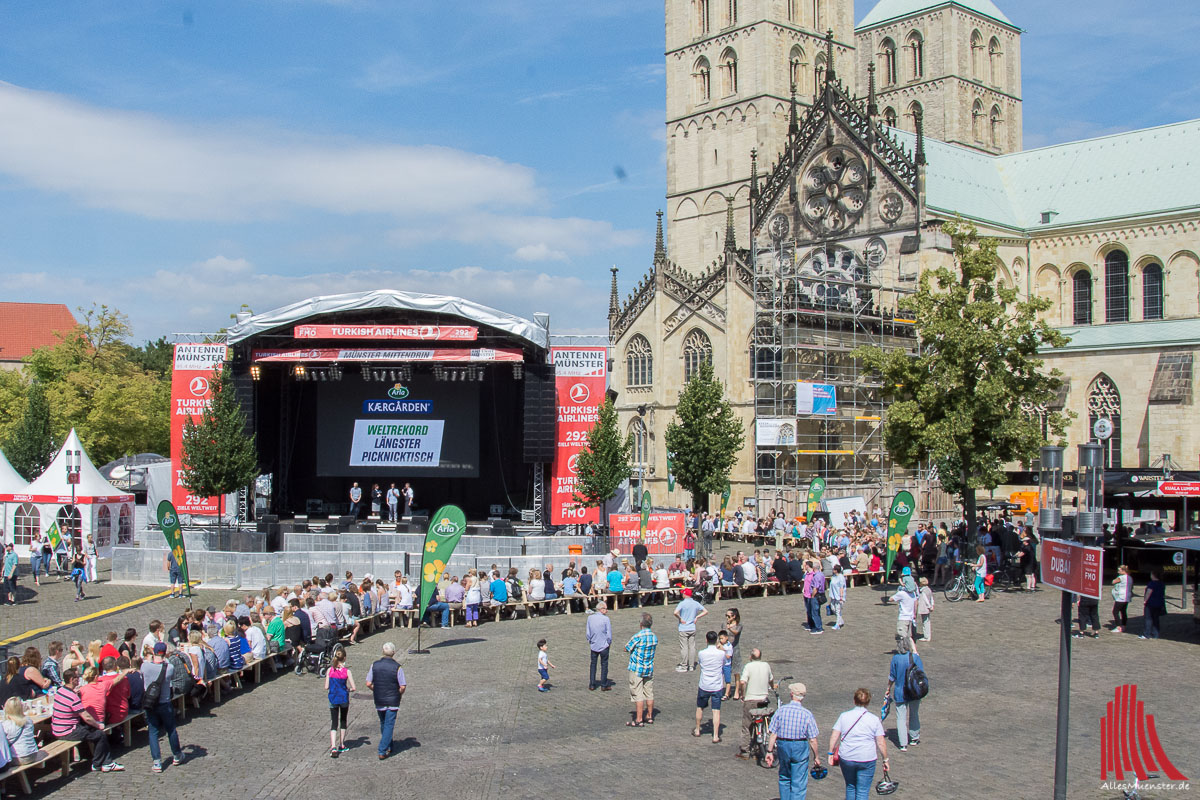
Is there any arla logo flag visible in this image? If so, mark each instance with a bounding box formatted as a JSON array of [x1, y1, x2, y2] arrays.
[[387, 384, 410, 400], [161, 511, 177, 528], [418, 505, 468, 618], [894, 500, 911, 516], [433, 516, 459, 535]]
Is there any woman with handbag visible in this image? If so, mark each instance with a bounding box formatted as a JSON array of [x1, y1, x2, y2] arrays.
[[828, 688, 888, 799], [1110, 564, 1133, 633]]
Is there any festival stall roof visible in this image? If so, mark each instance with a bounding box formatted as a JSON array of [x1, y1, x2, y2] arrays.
[[225, 289, 550, 350], [1140, 534, 1200, 553], [0, 449, 28, 500], [22, 429, 134, 503]]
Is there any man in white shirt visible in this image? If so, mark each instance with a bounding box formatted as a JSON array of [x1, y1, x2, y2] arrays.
[[741, 557, 758, 584], [402, 483, 414, 517], [386, 483, 400, 523], [242, 615, 268, 660], [741, 517, 756, 536], [737, 648, 776, 758], [694, 631, 727, 743], [890, 579, 917, 650]]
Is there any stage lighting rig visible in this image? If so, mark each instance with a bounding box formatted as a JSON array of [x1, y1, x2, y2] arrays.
[[512, 363, 523, 380], [293, 365, 307, 380], [250, 365, 261, 381], [329, 364, 342, 381], [360, 365, 371, 381]]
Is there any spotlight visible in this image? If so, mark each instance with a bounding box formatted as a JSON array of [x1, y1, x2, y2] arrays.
[[360, 365, 371, 381], [512, 363, 523, 380], [400, 365, 412, 381], [329, 364, 342, 381], [318, 370, 328, 382], [250, 365, 262, 381], [293, 365, 306, 379]]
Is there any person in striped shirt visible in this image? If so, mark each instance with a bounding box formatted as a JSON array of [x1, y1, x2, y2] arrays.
[[51, 668, 123, 773], [624, 613, 658, 726]]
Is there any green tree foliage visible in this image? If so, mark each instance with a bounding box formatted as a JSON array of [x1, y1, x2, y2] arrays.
[[128, 336, 173, 378], [571, 398, 632, 526], [857, 221, 1070, 540], [21, 305, 170, 463], [664, 361, 744, 555], [180, 365, 259, 519], [5, 382, 55, 480]]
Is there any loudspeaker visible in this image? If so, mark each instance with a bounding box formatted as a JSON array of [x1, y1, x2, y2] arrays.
[[523, 362, 557, 463]]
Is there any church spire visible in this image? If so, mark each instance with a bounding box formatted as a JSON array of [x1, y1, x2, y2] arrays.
[[723, 195, 736, 253], [867, 62, 877, 118], [788, 82, 798, 137], [749, 148, 758, 199], [825, 29, 835, 84], [608, 266, 619, 320], [915, 107, 927, 166], [653, 209, 666, 265]]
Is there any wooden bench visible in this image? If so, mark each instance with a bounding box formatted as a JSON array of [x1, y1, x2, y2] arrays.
[[847, 570, 884, 587]]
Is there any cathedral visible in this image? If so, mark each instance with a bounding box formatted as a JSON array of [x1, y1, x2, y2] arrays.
[[609, 0, 1200, 516]]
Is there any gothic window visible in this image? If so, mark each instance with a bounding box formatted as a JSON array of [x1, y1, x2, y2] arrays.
[[907, 100, 923, 132], [989, 105, 1003, 148], [726, 0, 737, 26], [883, 106, 897, 127], [813, 0, 823, 30], [118, 504, 133, 544], [57, 504, 82, 551], [880, 39, 897, 86], [1072, 269, 1092, 324], [96, 505, 112, 548], [814, 53, 827, 92], [1087, 374, 1122, 468], [753, 324, 782, 380], [694, 57, 711, 103], [1105, 250, 1130, 323], [720, 48, 738, 95], [970, 30, 983, 78], [789, 46, 806, 93], [13, 503, 38, 547], [696, 0, 710, 35], [988, 37, 1003, 86], [1143, 263, 1164, 320], [629, 418, 648, 467], [683, 328, 713, 383], [906, 31, 924, 79], [971, 99, 984, 141], [626, 335, 653, 387]]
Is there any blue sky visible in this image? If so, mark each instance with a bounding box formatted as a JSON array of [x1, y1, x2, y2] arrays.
[[0, 0, 1196, 341]]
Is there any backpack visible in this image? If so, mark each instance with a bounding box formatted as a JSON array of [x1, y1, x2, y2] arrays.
[[904, 653, 929, 701], [168, 653, 196, 696]]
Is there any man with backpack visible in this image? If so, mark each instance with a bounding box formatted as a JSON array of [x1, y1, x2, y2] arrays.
[[886, 638, 927, 751], [141, 642, 185, 772]]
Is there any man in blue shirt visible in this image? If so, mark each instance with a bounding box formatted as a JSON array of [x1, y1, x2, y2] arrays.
[[625, 613, 658, 725], [765, 682, 820, 800], [585, 602, 613, 690], [887, 638, 925, 751], [673, 588, 708, 672]]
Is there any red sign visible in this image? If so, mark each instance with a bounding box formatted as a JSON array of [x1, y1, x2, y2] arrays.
[[170, 344, 227, 515], [251, 347, 522, 363], [549, 347, 606, 526], [1158, 481, 1200, 497], [294, 324, 477, 341], [610, 513, 686, 554], [1040, 538, 1104, 599]]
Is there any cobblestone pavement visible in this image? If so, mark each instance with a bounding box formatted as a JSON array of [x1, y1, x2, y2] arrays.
[[6, 551, 1198, 800]]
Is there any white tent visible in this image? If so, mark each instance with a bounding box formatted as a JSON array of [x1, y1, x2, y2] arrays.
[[4, 429, 134, 557], [0, 450, 30, 548]]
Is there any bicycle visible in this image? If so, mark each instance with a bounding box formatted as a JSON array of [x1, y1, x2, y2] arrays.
[[943, 565, 989, 602], [747, 674, 793, 768]]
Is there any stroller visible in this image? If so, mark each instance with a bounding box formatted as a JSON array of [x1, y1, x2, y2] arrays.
[[295, 626, 344, 677]]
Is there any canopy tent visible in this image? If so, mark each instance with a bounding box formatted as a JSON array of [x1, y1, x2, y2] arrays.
[[3, 429, 134, 557], [0, 450, 30, 546]]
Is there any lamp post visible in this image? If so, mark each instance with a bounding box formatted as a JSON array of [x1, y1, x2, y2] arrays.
[[65, 449, 81, 550], [1039, 446, 1070, 800]]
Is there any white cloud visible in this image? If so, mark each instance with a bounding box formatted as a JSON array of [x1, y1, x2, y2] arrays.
[[388, 212, 642, 262], [0, 81, 539, 221], [355, 53, 456, 91]]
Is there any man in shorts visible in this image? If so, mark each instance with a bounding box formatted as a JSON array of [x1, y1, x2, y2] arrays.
[[693, 631, 726, 743], [625, 613, 658, 726]]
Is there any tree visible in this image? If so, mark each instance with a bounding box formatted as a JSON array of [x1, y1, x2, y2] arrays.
[[128, 336, 173, 378], [5, 382, 55, 480], [858, 221, 1070, 542], [664, 361, 745, 558], [571, 398, 633, 531], [181, 366, 259, 528]]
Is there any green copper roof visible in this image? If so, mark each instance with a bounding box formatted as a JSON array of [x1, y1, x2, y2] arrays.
[[1049, 319, 1200, 354], [888, 118, 1200, 232], [857, 0, 1014, 30]]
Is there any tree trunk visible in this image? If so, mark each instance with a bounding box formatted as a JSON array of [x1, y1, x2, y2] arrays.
[[963, 489, 978, 547]]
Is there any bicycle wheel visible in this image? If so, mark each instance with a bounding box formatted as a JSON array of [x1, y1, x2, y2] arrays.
[[754, 725, 772, 768], [944, 579, 965, 602]]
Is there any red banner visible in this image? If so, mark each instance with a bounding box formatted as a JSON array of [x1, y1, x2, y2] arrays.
[[1040, 538, 1104, 599], [1158, 481, 1200, 497], [170, 344, 227, 515], [549, 347, 606, 526], [610, 513, 686, 554], [294, 324, 477, 341], [251, 347, 522, 363]]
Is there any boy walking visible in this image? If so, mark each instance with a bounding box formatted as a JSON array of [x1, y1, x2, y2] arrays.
[[536, 639, 556, 692]]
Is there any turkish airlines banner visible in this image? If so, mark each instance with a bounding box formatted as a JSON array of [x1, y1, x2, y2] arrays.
[[294, 324, 477, 341], [549, 347, 606, 526], [610, 512, 686, 554], [251, 347, 522, 363], [170, 344, 227, 515]]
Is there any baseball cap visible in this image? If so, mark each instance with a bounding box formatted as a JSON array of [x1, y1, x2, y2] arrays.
[[152, 642, 167, 655], [682, 588, 693, 597], [901, 567, 912, 576]]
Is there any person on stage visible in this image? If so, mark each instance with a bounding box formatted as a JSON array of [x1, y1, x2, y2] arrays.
[[370, 484, 383, 517], [402, 483, 414, 518], [386, 484, 400, 523], [349, 483, 362, 519]]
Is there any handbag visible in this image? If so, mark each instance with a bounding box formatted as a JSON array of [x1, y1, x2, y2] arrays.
[[830, 709, 868, 766]]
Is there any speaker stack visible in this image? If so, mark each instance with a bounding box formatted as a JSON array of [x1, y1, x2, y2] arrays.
[[523, 362, 557, 464]]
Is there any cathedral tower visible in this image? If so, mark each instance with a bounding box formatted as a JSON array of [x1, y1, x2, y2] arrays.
[[665, 0, 858, 271], [854, 0, 1021, 153]]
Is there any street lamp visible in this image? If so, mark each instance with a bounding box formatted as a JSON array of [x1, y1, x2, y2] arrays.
[[1077, 442, 1104, 542], [1038, 446, 1064, 536], [65, 449, 81, 550]]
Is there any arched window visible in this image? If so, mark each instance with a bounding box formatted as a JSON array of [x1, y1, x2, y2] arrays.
[[906, 31, 924, 79], [883, 106, 897, 127], [988, 37, 1003, 85], [880, 39, 897, 86], [720, 48, 738, 95], [989, 105, 1003, 148], [696, 0, 710, 35], [694, 57, 711, 103], [789, 46, 805, 93], [814, 53, 827, 91], [1072, 269, 1092, 324], [725, 0, 737, 26], [753, 329, 782, 380], [683, 329, 713, 383], [629, 418, 648, 466], [1087, 375, 1122, 468], [1142, 263, 1164, 320], [57, 504, 82, 551], [971, 99, 984, 141], [1105, 250, 1130, 323], [970, 30, 983, 78], [96, 505, 112, 548], [907, 101, 923, 132], [626, 335, 653, 387], [14, 503, 39, 547], [118, 504, 134, 544]]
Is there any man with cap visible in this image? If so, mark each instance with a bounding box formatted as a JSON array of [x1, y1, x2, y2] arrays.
[[890, 569, 918, 651], [764, 682, 820, 800], [673, 588, 707, 672], [141, 642, 185, 772]]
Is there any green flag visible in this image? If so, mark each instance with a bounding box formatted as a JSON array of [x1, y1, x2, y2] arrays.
[[46, 519, 64, 552], [667, 456, 675, 492], [884, 491, 916, 579], [805, 477, 826, 520], [639, 490, 652, 541], [156, 500, 191, 595], [720, 484, 731, 518], [418, 505, 467, 619]]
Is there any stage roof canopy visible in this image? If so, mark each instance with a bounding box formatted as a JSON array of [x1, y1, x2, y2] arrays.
[[226, 289, 549, 350]]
